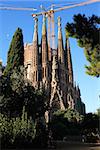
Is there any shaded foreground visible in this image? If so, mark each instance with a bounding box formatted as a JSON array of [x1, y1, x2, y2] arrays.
[[2, 142, 100, 150], [55, 142, 100, 150], [55, 146, 100, 150]]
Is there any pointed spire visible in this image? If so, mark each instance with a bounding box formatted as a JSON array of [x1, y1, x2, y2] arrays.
[[41, 14, 49, 89], [57, 16, 64, 63], [33, 18, 38, 42], [42, 15, 46, 36], [33, 17, 39, 67], [77, 84, 81, 96], [47, 15, 51, 61], [32, 18, 39, 87], [42, 14, 48, 63], [58, 17, 62, 40], [66, 34, 73, 84]]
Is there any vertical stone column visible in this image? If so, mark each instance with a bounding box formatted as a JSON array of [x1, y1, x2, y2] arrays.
[[57, 17, 67, 106], [65, 35, 74, 84], [32, 18, 39, 88], [41, 15, 49, 91]]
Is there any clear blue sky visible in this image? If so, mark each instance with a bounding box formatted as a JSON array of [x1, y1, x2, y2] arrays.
[[0, 0, 100, 113]]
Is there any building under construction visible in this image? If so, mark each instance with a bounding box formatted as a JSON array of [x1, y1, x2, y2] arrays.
[[24, 15, 85, 115]]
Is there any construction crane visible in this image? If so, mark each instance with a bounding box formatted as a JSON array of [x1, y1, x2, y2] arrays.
[[31, 0, 100, 52], [0, 0, 99, 52], [0, 6, 37, 11]]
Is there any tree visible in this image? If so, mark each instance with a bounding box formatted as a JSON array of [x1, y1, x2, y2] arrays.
[[66, 14, 100, 77], [0, 107, 36, 149], [0, 67, 47, 119], [0, 27, 48, 147], [0, 67, 25, 117], [51, 109, 83, 140], [97, 108, 100, 117], [81, 113, 100, 143], [53, 108, 83, 122], [0, 68, 48, 148], [4, 28, 24, 76]]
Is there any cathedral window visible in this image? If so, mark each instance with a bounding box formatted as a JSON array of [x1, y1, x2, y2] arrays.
[[45, 67, 46, 77], [48, 68, 49, 77], [34, 57, 35, 66], [36, 71, 37, 81], [69, 95, 70, 101], [42, 67, 44, 78], [33, 71, 35, 82]]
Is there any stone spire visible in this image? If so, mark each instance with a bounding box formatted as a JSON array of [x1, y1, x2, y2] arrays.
[[57, 17, 64, 63], [65, 34, 73, 84], [57, 17, 67, 106], [33, 18, 38, 42], [42, 15, 48, 63], [47, 15, 52, 62], [42, 14, 47, 36], [32, 18, 39, 87], [41, 15, 49, 89]]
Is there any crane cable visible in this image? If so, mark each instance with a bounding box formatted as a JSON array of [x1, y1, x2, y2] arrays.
[[0, 6, 37, 11]]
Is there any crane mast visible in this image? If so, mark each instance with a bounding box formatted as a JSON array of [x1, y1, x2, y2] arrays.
[[31, 0, 100, 52], [0, 0, 99, 53]]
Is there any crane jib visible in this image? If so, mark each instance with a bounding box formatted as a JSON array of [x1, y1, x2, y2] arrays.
[[31, 0, 100, 17]]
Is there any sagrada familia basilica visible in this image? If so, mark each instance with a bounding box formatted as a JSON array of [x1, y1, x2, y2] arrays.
[[24, 15, 85, 116]]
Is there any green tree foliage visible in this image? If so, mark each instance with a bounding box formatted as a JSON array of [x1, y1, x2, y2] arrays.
[[82, 113, 99, 134], [54, 108, 83, 122], [51, 109, 83, 140], [0, 27, 48, 148], [0, 107, 36, 149], [4, 28, 24, 76], [96, 108, 100, 117], [66, 14, 100, 77], [81, 113, 100, 143], [0, 67, 25, 117], [0, 67, 47, 119], [0, 68, 47, 148]]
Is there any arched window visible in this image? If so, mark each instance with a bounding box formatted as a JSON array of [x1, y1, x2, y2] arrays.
[[33, 71, 35, 82], [42, 67, 44, 78], [45, 67, 46, 77], [33, 56, 35, 66], [36, 71, 37, 81]]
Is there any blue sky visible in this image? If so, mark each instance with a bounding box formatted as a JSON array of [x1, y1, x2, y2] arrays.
[[0, 0, 100, 113]]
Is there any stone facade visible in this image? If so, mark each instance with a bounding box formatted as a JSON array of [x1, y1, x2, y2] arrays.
[[24, 16, 85, 115]]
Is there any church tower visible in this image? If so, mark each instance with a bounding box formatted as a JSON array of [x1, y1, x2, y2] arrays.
[[65, 34, 73, 84], [32, 18, 39, 88], [57, 17, 67, 106], [65, 34, 74, 109], [24, 15, 86, 116], [41, 15, 50, 91]]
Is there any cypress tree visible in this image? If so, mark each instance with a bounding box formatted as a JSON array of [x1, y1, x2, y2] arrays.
[[4, 28, 24, 76]]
